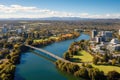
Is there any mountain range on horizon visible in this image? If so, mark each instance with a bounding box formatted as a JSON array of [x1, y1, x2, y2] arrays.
[[0, 17, 120, 21]]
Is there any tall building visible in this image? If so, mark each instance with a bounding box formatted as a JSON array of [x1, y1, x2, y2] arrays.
[[104, 31, 112, 37], [17, 28, 22, 34], [96, 36, 102, 43], [92, 30, 97, 38], [2, 24, 8, 33]]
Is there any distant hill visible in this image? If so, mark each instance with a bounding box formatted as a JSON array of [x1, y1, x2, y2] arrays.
[[0, 17, 119, 21], [0, 17, 88, 21]]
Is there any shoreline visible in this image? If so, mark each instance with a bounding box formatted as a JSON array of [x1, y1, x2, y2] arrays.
[[55, 40, 120, 80]]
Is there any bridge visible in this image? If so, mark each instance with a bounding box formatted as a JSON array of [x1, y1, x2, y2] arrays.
[[25, 44, 71, 63]]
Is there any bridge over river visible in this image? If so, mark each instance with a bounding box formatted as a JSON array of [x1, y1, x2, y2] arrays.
[[25, 44, 73, 63]]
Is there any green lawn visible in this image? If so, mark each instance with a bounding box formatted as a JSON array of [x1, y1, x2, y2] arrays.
[[92, 64, 120, 74], [73, 50, 120, 74], [73, 50, 93, 63]]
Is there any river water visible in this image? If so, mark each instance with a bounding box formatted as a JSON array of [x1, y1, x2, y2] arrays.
[[14, 33, 90, 80]]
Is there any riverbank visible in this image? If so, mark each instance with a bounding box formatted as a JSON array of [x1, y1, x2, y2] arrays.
[[0, 43, 29, 80], [55, 40, 120, 80], [32, 32, 80, 47]]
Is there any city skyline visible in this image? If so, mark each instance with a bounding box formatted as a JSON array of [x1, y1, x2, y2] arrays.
[[0, 0, 120, 18]]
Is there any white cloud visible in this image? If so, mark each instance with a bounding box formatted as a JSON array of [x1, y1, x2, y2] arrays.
[[0, 4, 119, 19]]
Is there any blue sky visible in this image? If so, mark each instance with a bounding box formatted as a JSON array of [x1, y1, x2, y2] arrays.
[[0, 0, 119, 18]]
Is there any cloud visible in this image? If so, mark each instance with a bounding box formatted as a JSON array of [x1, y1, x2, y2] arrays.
[[0, 4, 119, 19]]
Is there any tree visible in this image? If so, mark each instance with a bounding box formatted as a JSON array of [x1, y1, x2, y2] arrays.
[[107, 71, 120, 80], [63, 52, 70, 60], [26, 39, 33, 45], [88, 68, 105, 80], [117, 57, 120, 63], [3, 43, 13, 49], [93, 57, 99, 65], [111, 59, 116, 65], [103, 53, 109, 62], [79, 68, 89, 78]]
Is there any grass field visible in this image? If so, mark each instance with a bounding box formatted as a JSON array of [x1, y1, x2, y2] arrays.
[[92, 64, 120, 74], [73, 50, 93, 62], [73, 50, 120, 74]]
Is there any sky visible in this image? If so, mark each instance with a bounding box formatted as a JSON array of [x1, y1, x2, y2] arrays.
[[0, 0, 119, 18]]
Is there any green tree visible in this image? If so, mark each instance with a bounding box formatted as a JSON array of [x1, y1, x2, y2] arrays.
[[111, 59, 116, 66], [93, 57, 99, 65], [88, 68, 105, 80], [26, 39, 33, 45], [107, 71, 120, 80], [63, 52, 70, 60], [103, 53, 109, 62]]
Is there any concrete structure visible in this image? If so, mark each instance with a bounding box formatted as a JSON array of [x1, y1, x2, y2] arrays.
[[25, 44, 82, 65], [96, 36, 102, 43], [25, 44, 71, 63], [92, 30, 97, 38], [2, 25, 8, 33], [91, 42, 106, 55], [103, 31, 113, 41], [95, 31, 113, 42], [23, 25, 26, 30], [17, 28, 22, 34], [107, 38, 120, 52], [110, 38, 119, 44], [119, 29, 120, 35]]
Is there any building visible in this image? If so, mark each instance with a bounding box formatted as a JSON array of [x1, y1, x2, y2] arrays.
[[17, 28, 22, 34], [107, 38, 120, 52], [110, 38, 119, 44], [103, 31, 113, 41], [104, 31, 112, 37], [96, 36, 102, 43], [119, 29, 120, 35], [2, 25, 8, 33], [92, 30, 97, 38], [23, 25, 26, 30], [91, 42, 106, 55], [96, 31, 113, 42]]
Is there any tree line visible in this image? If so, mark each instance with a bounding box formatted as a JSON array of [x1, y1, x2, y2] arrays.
[[56, 60, 120, 80], [0, 43, 29, 80]]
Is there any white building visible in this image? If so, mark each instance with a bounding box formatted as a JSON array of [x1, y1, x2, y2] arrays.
[[107, 38, 120, 52], [119, 29, 120, 35], [96, 36, 102, 43], [91, 42, 106, 55], [110, 38, 119, 44], [23, 25, 26, 30]]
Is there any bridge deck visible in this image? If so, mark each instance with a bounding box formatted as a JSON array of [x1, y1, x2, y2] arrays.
[[25, 44, 71, 63]]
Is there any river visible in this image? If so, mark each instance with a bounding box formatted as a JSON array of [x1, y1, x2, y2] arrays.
[[14, 33, 90, 80]]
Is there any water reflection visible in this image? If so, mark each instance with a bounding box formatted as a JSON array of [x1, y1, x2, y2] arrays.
[[30, 50, 55, 63]]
